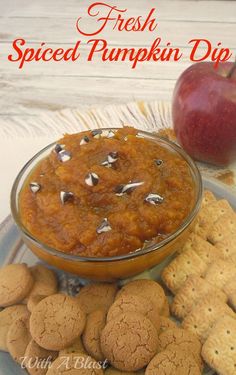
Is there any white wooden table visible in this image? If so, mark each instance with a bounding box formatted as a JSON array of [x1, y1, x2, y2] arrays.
[[0, 0, 235, 222]]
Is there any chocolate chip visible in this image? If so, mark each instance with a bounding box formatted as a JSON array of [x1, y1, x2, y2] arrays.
[[115, 181, 144, 196], [30, 182, 41, 193], [100, 129, 116, 138], [91, 129, 102, 139], [145, 193, 164, 205], [85, 172, 99, 186], [108, 151, 118, 164], [97, 218, 112, 234], [58, 150, 71, 162], [60, 191, 74, 204], [54, 144, 65, 153], [106, 130, 115, 138], [80, 136, 89, 145], [155, 159, 163, 166], [101, 160, 112, 168]]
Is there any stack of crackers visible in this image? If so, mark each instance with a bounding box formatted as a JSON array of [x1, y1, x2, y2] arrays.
[[162, 190, 236, 375], [0, 264, 204, 374]]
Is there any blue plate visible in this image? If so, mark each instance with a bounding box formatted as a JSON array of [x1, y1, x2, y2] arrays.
[[0, 176, 235, 374]]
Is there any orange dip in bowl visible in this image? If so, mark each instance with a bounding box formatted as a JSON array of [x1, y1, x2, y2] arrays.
[[19, 127, 195, 257]]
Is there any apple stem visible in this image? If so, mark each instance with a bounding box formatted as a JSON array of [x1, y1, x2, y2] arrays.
[[227, 59, 236, 78]]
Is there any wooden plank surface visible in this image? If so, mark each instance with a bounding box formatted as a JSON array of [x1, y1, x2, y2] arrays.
[[1, 17, 235, 45], [0, 0, 235, 117], [5, 0, 236, 22]]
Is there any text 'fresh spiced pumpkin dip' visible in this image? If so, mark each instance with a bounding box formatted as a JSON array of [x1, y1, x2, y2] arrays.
[[19, 127, 195, 258]]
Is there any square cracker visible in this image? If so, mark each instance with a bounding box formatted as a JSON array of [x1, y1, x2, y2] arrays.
[[162, 249, 207, 294], [193, 200, 234, 239], [180, 233, 221, 264], [207, 213, 236, 244], [202, 190, 217, 207], [224, 277, 236, 311], [229, 293, 236, 311], [203, 199, 234, 222], [215, 234, 236, 260], [204, 259, 236, 289], [182, 295, 235, 343], [202, 316, 236, 375], [223, 277, 236, 296], [229, 253, 236, 266], [171, 275, 227, 319]]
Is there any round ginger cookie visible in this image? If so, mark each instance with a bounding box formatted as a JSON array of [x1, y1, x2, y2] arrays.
[[146, 348, 201, 375], [82, 309, 106, 361], [107, 294, 160, 332], [0, 264, 34, 307], [161, 297, 170, 317], [166, 343, 203, 371], [159, 317, 177, 333], [105, 368, 145, 375], [24, 339, 58, 375], [59, 336, 86, 356], [100, 312, 159, 372], [7, 314, 31, 363], [46, 353, 104, 375], [30, 294, 86, 351], [116, 279, 165, 314], [158, 328, 202, 366], [0, 304, 29, 351], [76, 283, 117, 314], [27, 295, 47, 313], [26, 265, 58, 303]]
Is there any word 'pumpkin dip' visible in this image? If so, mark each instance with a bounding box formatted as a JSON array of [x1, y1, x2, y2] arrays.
[[19, 127, 195, 257]]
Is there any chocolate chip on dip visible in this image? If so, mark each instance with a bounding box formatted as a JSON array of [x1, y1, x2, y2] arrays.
[[30, 182, 41, 194], [97, 218, 112, 234], [60, 191, 74, 205], [145, 193, 164, 205], [115, 182, 144, 196], [91, 129, 103, 139], [54, 144, 65, 154], [85, 173, 99, 186], [58, 150, 72, 162], [155, 159, 163, 166], [107, 152, 118, 164], [80, 136, 90, 145]]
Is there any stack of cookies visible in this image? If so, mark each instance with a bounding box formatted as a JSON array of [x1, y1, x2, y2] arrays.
[[162, 190, 236, 375], [0, 263, 203, 374], [80, 279, 202, 374]]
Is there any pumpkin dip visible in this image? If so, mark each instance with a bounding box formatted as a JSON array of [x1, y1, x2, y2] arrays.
[[19, 127, 195, 257]]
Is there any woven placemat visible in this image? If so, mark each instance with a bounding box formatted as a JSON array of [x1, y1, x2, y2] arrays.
[[2, 100, 235, 188]]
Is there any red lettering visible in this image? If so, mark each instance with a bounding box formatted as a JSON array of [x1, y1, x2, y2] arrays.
[[189, 39, 212, 62], [87, 39, 107, 60], [8, 39, 81, 68], [76, 2, 157, 35], [189, 39, 232, 68], [87, 38, 182, 69], [76, 2, 126, 36], [140, 8, 157, 32], [63, 42, 81, 61], [211, 42, 232, 68]]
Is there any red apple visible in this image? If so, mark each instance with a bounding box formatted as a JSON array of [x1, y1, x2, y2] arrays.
[[172, 61, 236, 166]]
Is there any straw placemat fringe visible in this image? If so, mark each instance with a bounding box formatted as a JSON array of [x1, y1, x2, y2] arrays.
[[1, 100, 235, 186], [0, 101, 171, 138]]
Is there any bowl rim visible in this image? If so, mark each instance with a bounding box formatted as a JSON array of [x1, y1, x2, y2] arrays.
[[11, 128, 203, 263]]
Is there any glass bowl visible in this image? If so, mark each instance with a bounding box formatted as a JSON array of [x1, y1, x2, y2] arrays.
[[11, 129, 202, 281]]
